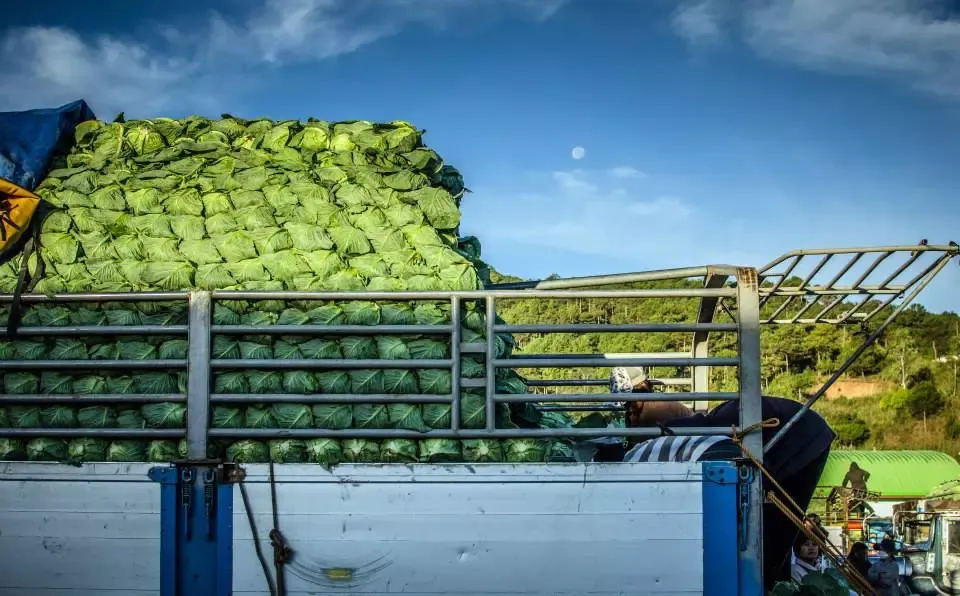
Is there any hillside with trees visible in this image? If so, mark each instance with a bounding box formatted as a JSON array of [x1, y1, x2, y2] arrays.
[[488, 269, 960, 455]]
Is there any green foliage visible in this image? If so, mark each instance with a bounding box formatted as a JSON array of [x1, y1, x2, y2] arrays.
[[904, 381, 946, 419], [831, 413, 871, 446]]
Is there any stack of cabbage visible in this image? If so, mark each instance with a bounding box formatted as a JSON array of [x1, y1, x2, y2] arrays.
[[0, 115, 559, 465]]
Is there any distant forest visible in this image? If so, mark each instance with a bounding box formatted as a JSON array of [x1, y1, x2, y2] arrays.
[[486, 268, 960, 455]]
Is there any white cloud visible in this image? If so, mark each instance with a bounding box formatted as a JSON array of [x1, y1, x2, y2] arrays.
[[610, 166, 648, 179], [671, 0, 726, 45], [467, 167, 697, 261], [460, 167, 959, 315], [0, 27, 203, 116], [672, 0, 960, 100], [0, 0, 569, 116], [552, 169, 599, 194]]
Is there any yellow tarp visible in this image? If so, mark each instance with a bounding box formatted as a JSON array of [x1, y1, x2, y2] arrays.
[[0, 178, 40, 255]]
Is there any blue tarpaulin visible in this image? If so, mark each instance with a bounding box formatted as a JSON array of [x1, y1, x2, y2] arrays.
[[0, 100, 96, 191]]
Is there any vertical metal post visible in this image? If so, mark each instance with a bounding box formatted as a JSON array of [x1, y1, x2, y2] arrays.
[[735, 268, 764, 595], [187, 291, 212, 460], [692, 272, 730, 413], [450, 297, 462, 431], [485, 296, 496, 431]]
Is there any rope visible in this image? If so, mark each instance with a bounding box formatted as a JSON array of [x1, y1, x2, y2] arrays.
[[268, 461, 292, 596], [730, 419, 876, 595], [238, 481, 277, 596], [237, 463, 292, 596]]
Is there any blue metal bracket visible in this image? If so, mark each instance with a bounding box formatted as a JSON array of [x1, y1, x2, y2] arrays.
[[702, 461, 738, 596], [702, 461, 763, 596], [149, 461, 242, 596]]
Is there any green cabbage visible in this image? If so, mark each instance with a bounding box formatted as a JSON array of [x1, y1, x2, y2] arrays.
[[0, 115, 553, 464]]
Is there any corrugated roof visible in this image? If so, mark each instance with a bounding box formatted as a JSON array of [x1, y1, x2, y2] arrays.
[[816, 451, 960, 500]]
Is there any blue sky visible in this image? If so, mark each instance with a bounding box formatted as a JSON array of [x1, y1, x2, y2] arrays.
[[1, 0, 958, 312]]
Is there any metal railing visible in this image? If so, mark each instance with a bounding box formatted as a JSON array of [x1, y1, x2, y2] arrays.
[[0, 266, 764, 463]]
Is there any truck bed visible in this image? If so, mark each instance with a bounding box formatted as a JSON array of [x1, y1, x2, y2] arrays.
[[0, 461, 712, 595]]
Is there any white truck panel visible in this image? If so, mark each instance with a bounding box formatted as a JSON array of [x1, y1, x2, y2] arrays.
[[234, 462, 706, 595], [0, 462, 708, 596], [0, 463, 161, 596]]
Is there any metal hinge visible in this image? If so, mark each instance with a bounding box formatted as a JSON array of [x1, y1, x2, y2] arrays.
[[738, 465, 754, 553]]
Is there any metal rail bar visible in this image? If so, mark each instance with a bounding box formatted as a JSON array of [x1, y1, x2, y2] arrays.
[[210, 393, 455, 404], [494, 323, 737, 333], [213, 324, 452, 335], [757, 244, 957, 270], [766, 288, 903, 297], [0, 394, 184, 404], [735, 267, 765, 593], [787, 296, 828, 324], [535, 404, 624, 412], [0, 360, 187, 371], [493, 357, 738, 368], [186, 291, 212, 460], [207, 426, 741, 440], [524, 378, 693, 387], [8, 325, 188, 337], [510, 352, 690, 360], [823, 253, 864, 290], [0, 292, 190, 303], [765, 252, 954, 452], [486, 265, 739, 290], [850, 251, 894, 289], [485, 297, 496, 432], [0, 429, 185, 438], [761, 255, 801, 301], [450, 297, 462, 431], [693, 272, 731, 411], [495, 392, 738, 403], [210, 358, 453, 370], [211, 288, 738, 300]]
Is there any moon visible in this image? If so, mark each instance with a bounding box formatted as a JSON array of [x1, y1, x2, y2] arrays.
[[571, 146, 585, 160]]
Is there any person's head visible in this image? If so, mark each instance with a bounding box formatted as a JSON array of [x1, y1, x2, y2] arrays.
[[611, 367, 694, 427], [850, 462, 860, 472], [848, 541, 868, 562], [793, 534, 820, 564], [876, 539, 897, 558]]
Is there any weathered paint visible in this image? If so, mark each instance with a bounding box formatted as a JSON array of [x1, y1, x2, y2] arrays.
[[0, 461, 749, 595], [232, 462, 706, 595]]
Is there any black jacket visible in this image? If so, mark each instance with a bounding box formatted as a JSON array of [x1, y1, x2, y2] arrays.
[[663, 396, 835, 479]]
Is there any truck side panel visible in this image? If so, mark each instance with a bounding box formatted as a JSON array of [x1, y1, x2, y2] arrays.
[[0, 463, 161, 596], [233, 463, 706, 595]]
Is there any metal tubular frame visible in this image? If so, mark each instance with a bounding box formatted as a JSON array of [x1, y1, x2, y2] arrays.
[[0, 270, 750, 443], [753, 243, 959, 452], [1, 244, 954, 596]]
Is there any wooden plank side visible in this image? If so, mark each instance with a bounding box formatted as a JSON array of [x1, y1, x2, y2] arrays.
[[233, 462, 705, 595]]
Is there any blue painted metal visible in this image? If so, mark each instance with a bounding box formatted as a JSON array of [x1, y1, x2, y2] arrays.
[[149, 464, 235, 596], [703, 461, 739, 596], [149, 466, 178, 596]]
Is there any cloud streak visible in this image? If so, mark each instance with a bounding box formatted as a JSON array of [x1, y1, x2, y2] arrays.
[[671, 0, 960, 100], [0, 0, 569, 116]]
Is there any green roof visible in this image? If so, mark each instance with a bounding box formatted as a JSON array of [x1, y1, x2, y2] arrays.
[[816, 451, 960, 500]]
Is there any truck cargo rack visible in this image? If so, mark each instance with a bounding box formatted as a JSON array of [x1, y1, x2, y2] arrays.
[[491, 243, 958, 451], [0, 270, 763, 457], [1, 242, 955, 596]]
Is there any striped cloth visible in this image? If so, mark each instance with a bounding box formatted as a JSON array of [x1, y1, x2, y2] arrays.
[[623, 435, 735, 463]]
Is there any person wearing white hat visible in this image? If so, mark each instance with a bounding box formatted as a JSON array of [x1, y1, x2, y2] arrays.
[[610, 367, 740, 463]]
